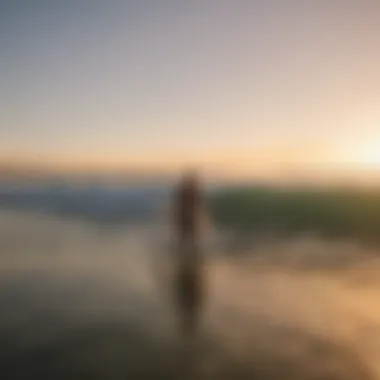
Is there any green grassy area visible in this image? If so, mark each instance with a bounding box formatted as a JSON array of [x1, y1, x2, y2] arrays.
[[209, 186, 380, 242]]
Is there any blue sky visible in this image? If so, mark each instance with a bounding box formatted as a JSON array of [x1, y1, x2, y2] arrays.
[[1, 1, 380, 177]]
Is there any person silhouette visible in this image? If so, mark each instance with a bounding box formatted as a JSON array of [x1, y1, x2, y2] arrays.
[[171, 169, 205, 338]]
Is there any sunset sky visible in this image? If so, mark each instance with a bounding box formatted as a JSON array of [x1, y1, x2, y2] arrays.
[[1, 1, 380, 180]]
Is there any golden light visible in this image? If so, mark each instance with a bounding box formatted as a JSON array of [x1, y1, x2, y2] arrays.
[[353, 140, 380, 168]]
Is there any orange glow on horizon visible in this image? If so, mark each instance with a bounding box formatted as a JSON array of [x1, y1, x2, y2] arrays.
[[1, 141, 380, 185], [0, 144, 329, 173]]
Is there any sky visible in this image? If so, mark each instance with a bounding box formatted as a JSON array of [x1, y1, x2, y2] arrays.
[[1, 1, 380, 180]]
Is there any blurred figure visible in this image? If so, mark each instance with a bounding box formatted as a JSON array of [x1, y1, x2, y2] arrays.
[[171, 169, 205, 339]]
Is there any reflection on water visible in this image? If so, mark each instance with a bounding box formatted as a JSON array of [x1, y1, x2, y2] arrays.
[[0, 210, 378, 379]]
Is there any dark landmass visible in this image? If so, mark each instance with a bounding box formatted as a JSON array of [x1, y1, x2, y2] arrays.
[[210, 185, 380, 244]]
